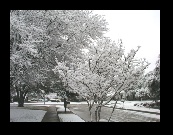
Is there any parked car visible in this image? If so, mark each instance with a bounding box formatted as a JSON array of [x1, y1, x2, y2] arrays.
[[50, 98, 61, 102], [31, 98, 38, 101], [38, 99, 48, 102], [38, 99, 44, 102]]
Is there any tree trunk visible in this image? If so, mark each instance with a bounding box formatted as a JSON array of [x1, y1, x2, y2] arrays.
[[87, 100, 94, 122], [15, 85, 28, 107], [95, 106, 101, 122], [89, 104, 92, 121], [108, 99, 118, 122], [18, 96, 24, 107], [17, 91, 24, 107]]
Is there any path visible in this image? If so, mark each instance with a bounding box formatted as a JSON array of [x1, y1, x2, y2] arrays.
[[41, 105, 60, 122]]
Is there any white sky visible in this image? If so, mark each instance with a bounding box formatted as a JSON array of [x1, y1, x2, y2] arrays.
[[93, 10, 160, 74]]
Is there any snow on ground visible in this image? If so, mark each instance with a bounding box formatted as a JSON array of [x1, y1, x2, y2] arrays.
[[69, 102, 88, 104], [10, 101, 88, 105], [58, 114, 85, 122], [27, 105, 50, 107], [120, 109, 160, 120], [56, 105, 70, 112], [105, 101, 160, 113], [10, 108, 46, 122], [10, 100, 159, 122], [131, 111, 160, 119], [10, 100, 160, 114], [10, 102, 62, 105]]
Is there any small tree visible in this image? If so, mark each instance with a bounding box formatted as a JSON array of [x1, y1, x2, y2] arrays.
[[53, 37, 150, 122]]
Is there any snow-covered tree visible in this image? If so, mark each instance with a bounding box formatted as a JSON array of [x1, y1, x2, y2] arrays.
[[126, 90, 136, 101], [135, 87, 150, 101], [53, 37, 150, 122], [148, 54, 160, 101], [154, 54, 160, 82], [10, 10, 47, 106], [10, 10, 108, 107]]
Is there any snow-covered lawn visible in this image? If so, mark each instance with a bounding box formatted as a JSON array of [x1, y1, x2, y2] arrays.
[[10, 100, 160, 114], [105, 101, 160, 113], [10, 108, 46, 122], [130, 111, 160, 119], [58, 114, 85, 122]]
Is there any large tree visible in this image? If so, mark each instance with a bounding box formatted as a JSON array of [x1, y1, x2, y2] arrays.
[[10, 10, 45, 106], [53, 37, 150, 122], [10, 10, 108, 107]]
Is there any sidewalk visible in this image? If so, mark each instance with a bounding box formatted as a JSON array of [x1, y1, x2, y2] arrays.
[[41, 105, 85, 122], [55, 105, 85, 122], [41, 105, 60, 122]]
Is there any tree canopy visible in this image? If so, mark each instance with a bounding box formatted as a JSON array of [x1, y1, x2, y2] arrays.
[[10, 10, 109, 106]]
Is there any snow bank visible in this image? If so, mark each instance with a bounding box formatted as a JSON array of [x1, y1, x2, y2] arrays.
[[58, 114, 85, 122], [10, 108, 46, 122]]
